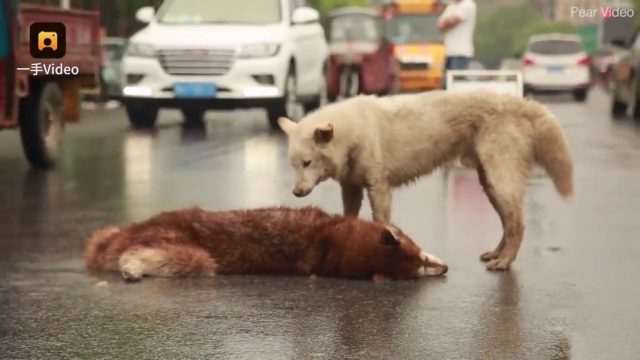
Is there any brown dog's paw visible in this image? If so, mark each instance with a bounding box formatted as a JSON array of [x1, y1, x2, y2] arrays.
[[121, 265, 143, 282], [479, 250, 501, 262], [485, 258, 511, 271]]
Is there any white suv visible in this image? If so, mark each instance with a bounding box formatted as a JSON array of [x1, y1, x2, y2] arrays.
[[121, 0, 328, 129], [522, 33, 591, 102]]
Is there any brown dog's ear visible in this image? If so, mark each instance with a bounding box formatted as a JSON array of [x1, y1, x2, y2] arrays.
[[313, 124, 334, 144], [380, 226, 401, 247], [278, 117, 297, 134]]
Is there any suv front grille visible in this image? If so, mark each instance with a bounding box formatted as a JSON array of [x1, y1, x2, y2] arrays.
[[157, 48, 235, 76]]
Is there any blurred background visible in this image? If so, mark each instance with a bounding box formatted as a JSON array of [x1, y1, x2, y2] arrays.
[[3, 1, 640, 358], [20, 0, 639, 68]]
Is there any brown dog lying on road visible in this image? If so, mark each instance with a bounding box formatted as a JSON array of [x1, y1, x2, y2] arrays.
[[84, 207, 447, 282]]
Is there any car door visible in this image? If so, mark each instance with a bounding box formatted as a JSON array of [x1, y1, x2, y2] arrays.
[[289, 0, 326, 97]]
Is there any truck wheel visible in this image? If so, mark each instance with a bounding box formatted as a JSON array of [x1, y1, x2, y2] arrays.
[[267, 68, 300, 130], [19, 82, 64, 169], [181, 108, 206, 127], [125, 102, 158, 129]]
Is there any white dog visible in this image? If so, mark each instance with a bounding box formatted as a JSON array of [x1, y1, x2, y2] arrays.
[[278, 90, 573, 270]]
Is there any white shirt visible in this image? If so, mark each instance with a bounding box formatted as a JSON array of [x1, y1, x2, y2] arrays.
[[439, 0, 477, 57]]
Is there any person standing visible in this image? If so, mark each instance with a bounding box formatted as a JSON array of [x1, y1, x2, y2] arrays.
[[438, 0, 477, 87]]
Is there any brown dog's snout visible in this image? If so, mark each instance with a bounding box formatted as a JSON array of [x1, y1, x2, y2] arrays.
[[434, 263, 448, 275], [422, 252, 448, 276]]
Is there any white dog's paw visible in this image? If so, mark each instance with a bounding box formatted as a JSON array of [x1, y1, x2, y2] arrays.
[[479, 250, 501, 262], [485, 257, 511, 271]]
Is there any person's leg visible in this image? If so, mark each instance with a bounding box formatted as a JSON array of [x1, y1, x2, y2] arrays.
[[443, 56, 453, 89], [443, 56, 472, 89], [450, 56, 470, 70]]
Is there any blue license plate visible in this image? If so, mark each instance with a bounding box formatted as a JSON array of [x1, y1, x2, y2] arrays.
[[547, 66, 564, 73], [174, 83, 217, 98]]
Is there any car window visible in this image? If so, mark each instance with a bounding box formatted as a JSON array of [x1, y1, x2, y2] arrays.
[[158, 0, 282, 24], [385, 14, 442, 44], [330, 15, 379, 42], [290, 0, 306, 13], [529, 39, 583, 55]]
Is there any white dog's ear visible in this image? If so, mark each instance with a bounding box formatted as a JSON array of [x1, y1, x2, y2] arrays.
[[278, 117, 297, 134], [313, 124, 334, 144]]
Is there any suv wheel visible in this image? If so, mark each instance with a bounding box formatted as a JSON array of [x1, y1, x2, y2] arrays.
[[303, 64, 329, 113], [181, 108, 206, 127], [125, 101, 159, 129], [573, 88, 588, 102], [267, 68, 302, 130], [303, 82, 327, 114]]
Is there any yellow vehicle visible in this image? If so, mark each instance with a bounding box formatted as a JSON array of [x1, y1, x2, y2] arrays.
[[382, 0, 445, 91]]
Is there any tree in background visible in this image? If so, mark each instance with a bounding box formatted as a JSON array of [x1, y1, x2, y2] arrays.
[[511, 20, 575, 55], [310, 0, 368, 16], [475, 4, 575, 68]]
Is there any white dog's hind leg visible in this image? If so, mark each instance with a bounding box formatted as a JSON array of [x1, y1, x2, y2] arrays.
[[476, 139, 531, 270]]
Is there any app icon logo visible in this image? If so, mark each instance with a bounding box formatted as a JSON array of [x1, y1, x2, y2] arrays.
[[30, 22, 66, 58]]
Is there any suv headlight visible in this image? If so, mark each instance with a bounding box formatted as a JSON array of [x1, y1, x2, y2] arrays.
[[126, 42, 156, 58], [239, 43, 280, 59]]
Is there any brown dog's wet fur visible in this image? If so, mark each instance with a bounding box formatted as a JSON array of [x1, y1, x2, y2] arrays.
[[84, 207, 447, 282]]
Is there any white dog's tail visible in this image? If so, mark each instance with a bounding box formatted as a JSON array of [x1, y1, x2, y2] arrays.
[[534, 114, 574, 198]]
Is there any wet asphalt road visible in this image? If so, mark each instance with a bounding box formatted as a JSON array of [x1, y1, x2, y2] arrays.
[[1, 89, 640, 359]]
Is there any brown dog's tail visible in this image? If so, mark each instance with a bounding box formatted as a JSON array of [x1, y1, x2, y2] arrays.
[[534, 113, 574, 198], [84, 226, 121, 271]]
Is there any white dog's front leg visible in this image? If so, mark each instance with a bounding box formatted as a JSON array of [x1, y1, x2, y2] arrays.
[[367, 182, 392, 223], [341, 183, 363, 217]]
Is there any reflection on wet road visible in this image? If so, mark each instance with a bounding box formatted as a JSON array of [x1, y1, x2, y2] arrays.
[[1, 90, 639, 358]]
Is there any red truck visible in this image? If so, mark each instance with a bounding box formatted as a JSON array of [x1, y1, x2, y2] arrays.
[[0, 0, 100, 168]]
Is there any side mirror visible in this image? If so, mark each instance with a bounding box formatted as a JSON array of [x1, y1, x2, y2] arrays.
[[611, 38, 628, 48], [292, 7, 320, 25], [136, 6, 155, 24]]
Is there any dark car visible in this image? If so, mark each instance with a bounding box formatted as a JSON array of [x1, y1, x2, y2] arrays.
[[610, 30, 640, 119]]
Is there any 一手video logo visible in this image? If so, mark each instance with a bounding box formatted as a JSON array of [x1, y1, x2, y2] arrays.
[[30, 22, 66, 59]]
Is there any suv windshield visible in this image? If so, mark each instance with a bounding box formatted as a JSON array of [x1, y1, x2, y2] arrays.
[[330, 15, 379, 42], [158, 0, 281, 25], [385, 14, 442, 44], [530, 40, 583, 55]]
